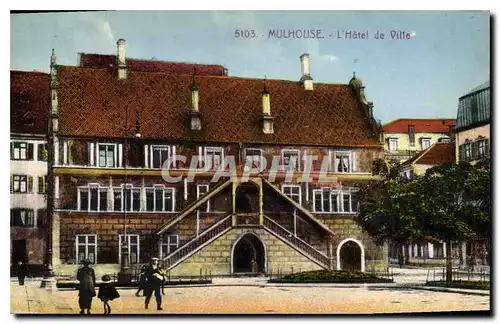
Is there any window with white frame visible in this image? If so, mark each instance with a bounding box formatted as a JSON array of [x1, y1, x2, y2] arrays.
[[37, 176, 47, 194], [332, 151, 351, 173], [421, 138, 431, 150], [282, 185, 301, 205], [160, 234, 179, 259], [10, 209, 35, 227], [76, 234, 97, 264], [113, 186, 141, 211], [151, 145, 170, 169], [79, 185, 108, 211], [204, 147, 224, 170], [244, 148, 264, 170], [464, 143, 472, 159], [11, 142, 33, 160], [478, 139, 489, 157], [11, 175, 32, 193], [98, 143, 116, 167], [388, 138, 399, 152], [145, 187, 175, 212], [313, 189, 358, 213], [197, 184, 210, 212], [281, 149, 299, 171], [119, 234, 140, 264]]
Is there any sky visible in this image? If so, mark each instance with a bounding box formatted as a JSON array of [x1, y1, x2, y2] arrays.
[[10, 10, 490, 124]]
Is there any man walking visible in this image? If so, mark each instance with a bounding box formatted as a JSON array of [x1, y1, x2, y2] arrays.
[[17, 261, 28, 286], [144, 257, 163, 311], [77, 259, 96, 315]]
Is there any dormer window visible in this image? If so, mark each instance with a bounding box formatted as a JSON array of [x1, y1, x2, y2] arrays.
[[98, 143, 116, 167], [244, 148, 264, 171], [151, 145, 171, 169], [281, 149, 299, 171]]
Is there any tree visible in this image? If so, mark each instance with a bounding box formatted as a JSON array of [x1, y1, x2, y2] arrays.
[[420, 162, 490, 281], [357, 159, 426, 266]]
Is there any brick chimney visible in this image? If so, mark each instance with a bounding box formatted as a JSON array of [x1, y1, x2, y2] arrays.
[[117, 39, 127, 80], [300, 53, 313, 90], [189, 70, 201, 130], [262, 82, 274, 134]]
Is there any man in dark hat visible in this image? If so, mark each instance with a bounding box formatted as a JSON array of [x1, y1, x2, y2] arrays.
[[77, 259, 96, 315], [144, 257, 163, 310]]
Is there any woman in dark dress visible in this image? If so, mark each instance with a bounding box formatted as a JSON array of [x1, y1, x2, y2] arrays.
[[98, 275, 120, 315], [76, 259, 96, 314]]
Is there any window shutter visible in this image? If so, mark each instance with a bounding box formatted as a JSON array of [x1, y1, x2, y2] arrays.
[[10, 142, 14, 159], [485, 139, 490, 156], [28, 143, 34, 160], [28, 176, 33, 193], [10, 175, 13, 193]]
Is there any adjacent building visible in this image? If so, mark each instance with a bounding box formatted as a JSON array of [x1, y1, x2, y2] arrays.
[[382, 118, 456, 162], [10, 71, 50, 272], [47, 39, 388, 277], [456, 81, 491, 164]]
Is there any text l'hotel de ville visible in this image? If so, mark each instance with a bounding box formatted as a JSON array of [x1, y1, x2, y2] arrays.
[[234, 29, 414, 40]]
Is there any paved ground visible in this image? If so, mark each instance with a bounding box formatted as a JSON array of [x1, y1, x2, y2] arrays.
[[11, 278, 490, 315]]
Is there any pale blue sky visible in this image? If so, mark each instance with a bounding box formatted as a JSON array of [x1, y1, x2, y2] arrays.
[[10, 11, 490, 123]]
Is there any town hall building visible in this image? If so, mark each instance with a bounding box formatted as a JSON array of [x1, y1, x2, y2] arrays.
[[47, 39, 387, 277]]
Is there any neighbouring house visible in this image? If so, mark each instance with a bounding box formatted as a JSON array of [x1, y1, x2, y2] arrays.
[[382, 118, 456, 163], [455, 81, 491, 268], [47, 39, 387, 278], [10, 71, 50, 274]]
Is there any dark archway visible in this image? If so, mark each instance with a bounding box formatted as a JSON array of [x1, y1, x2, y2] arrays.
[[235, 182, 259, 214], [339, 241, 362, 271], [232, 233, 266, 274]]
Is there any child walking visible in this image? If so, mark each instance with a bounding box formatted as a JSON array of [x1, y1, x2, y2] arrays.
[[98, 275, 120, 315]]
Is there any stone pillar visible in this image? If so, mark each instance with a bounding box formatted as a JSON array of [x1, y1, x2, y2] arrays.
[[443, 242, 447, 258], [231, 181, 237, 226], [461, 241, 467, 267], [51, 211, 60, 268], [428, 242, 434, 258]]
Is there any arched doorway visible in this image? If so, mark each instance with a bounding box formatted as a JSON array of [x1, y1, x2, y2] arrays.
[[336, 238, 365, 272], [231, 233, 266, 275], [235, 182, 259, 214]]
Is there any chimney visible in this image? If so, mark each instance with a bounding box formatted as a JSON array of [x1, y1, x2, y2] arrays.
[[262, 82, 274, 134], [189, 69, 201, 130], [117, 39, 127, 80], [300, 53, 313, 90], [367, 101, 374, 118]]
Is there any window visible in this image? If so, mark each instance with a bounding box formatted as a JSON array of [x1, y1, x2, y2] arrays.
[[10, 209, 35, 227], [160, 234, 179, 259], [11, 175, 32, 193], [388, 138, 398, 152], [282, 185, 301, 205], [434, 243, 444, 258], [313, 189, 358, 213], [37, 209, 47, 228], [464, 143, 472, 160], [11, 142, 33, 160], [146, 187, 175, 212], [98, 144, 116, 167], [438, 137, 451, 143], [281, 150, 299, 171], [76, 235, 97, 264], [37, 176, 47, 194], [478, 139, 489, 157], [119, 234, 140, 264], [244, 148, 264, 171], [78, 186, 108, 211], [115, 186, 141, 212], [421, 138, 431, 150], [151, 145, 170, 169], [37, 143, 48, 161], [197, 184, 210, 212], [408, 125, 415, 146], [204, 147, 224, 171], [333, 151, 351, 173]]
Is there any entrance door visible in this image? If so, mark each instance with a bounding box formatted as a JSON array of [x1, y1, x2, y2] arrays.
[[232, 234, 265, 274], [12, 240, 27, 264], [339, 241, 362, 271]]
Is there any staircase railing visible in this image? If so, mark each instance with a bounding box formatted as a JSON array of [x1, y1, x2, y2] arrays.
[[163, 213, 233, 270], [157, 179, 231, 235], [263, 216, 330, 268]]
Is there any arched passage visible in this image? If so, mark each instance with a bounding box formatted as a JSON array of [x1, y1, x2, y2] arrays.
[[235, 182, 259, 214], [336, 238, 365, 272], [231, 232, 266, 275]]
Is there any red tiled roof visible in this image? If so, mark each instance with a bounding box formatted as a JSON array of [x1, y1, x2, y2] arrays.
[[57, 66, 380, 147], [404, 142, 455, 166], [10, 71, 50, 135], [383, 119, 456, 133], [79, 54, 227, 76]]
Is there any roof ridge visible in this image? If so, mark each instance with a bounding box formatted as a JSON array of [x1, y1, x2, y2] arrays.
[[79, 53, 225, 68]]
